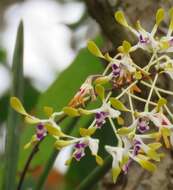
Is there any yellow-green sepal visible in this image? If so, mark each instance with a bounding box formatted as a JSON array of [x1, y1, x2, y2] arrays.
[[95, 155, 104, 166], [156, 8, 164, 25], [110, 97, 128, 111], [24, 135, 37, 149], [117, 127, 134, 135], [135, 156, 156, 172], [78, 108, 92, 115], [104, 52, 113, 62], [45, 124, 65, 137], [120, 155, 129, 167], [161, 127, 171, 148], [10, 97, 27, 115], [94, 76, 110, 85], [79, 127, 96, 137], [169, 7, 173, 30], [54, 140, 73, 149], [24, 115, 41, 124], [87, 40, 104, 58], [63, 106, 80, 117], [117, 116, 125, 125], [112, 166, 121, 183], [146, 148, 161, 162], [95, 84, 105, 100], [122, 40, 131, 54], [157, 97, 167, 111], [43, 106, 54, 117], [148, 142, 162, 150], [114, 11, 128, 27]]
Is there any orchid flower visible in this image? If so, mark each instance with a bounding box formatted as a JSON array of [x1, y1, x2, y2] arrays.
[[105, 137, 131, 182], [69, 76, 96, 107], [55, 135, 103, 166], [108, 41, 137, 86], [114, 8, 173, 54], [78, 85, 121, 128], [10, 97, 65, 148]]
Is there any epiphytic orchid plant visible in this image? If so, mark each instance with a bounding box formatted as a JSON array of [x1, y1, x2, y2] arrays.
[[10, 8, 173, 183]]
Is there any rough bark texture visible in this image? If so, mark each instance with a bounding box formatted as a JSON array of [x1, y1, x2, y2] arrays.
[[100, 150, 173, 190], [85, 0, 173, 190], [85, 0, 130, 46]]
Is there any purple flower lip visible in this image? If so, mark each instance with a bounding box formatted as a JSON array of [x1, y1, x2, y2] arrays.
[[137, 118, 149, 133], [112, 64, 119, 70], [95, 111, 109, 128], [74, 152, 82, 161], [75, 142, 86, 149], [95, 112, 101, 119], [123, 160, 132, 174], [37, 124, 44, 130], [112, 64, 121, 77], [139, 34, 149, 44], [133, 140, 141, 156], [37, 133, 44, 140], [74, 151, 85, 161]]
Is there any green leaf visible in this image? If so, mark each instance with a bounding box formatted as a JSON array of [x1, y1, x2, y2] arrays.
[[3, 21, 24, 190]]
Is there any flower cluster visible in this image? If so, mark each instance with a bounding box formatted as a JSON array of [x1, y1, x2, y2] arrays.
[[11, 8, 173, 183]]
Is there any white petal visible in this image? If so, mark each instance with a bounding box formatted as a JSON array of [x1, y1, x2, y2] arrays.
[[108, 107, 120, 118], [88, 138, 99, 155]]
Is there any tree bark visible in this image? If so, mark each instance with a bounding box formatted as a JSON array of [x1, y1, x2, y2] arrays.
[[85, 1, 173, 190]]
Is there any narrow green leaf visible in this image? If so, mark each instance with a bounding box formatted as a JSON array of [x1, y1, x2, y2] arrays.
[[3, 21, 24, 190]]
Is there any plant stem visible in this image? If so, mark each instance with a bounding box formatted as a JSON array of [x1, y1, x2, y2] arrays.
[[76, 156, 112, 190], [17, 139, 44, 190], [141, 80, 173, 96], [144, 74, 158, 111], [127, 91, 157, 106], [116, 80, 138, 99], [128, 91, 135, 121]]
